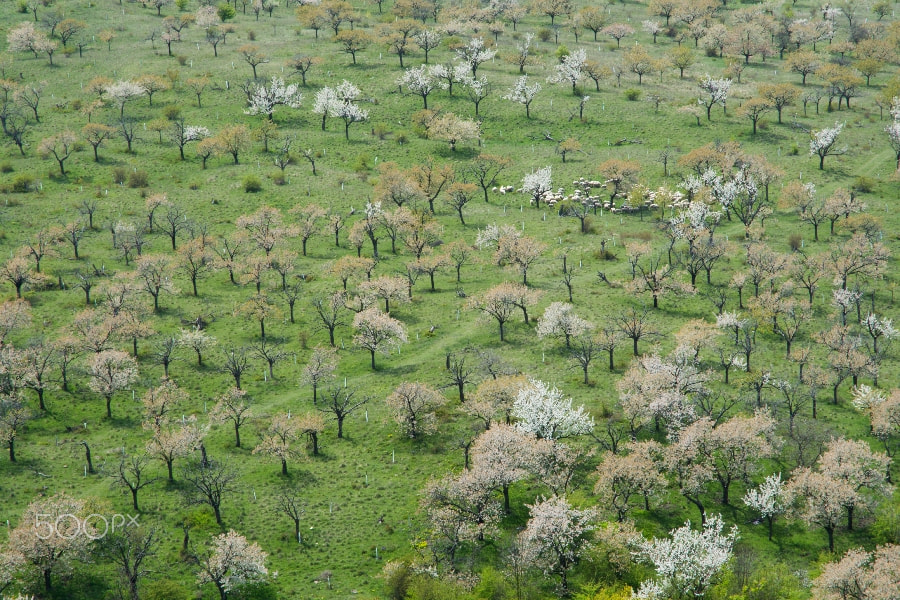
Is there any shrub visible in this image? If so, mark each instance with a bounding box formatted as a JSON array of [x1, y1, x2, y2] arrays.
[[163, 105, 182, 121], [11, 174, 34, 193], [396, 132, 408, 145], [789, 144, 799, 156], [854, 176, 876, 193], [175, 0, 189, 9], [788, 233, 802, 252], [0, 163, 13, 174], [270, 172, 286, 186], [243, 175, 263, 193], [537, 28, 552, 42], [176, 55, 188, 66], [353, 153, 372, 172], [248, 30, 256, 41], [624, 88, 642, 101], [113, 167, 127, 185], [555, 45, 570, 62], [128, 170, 150, 188], [372, 123, 391, 140]]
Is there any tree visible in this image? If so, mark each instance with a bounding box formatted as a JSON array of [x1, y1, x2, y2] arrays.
[[737, 98, 771, 135], [813, 544, 900, 600], [386, 381, 446, 438], [147, 421, 202, 481], [743, 473, 787, 541], [353, 307, 407, 369], [397, 65, 437, 110], [670, 46, 695, 78], [759, 82, 800, 124], [8, 493, 92, 592], [628, 253, 693, 309], [412, 28, 441, 63], [254, 412, 303, 475], [512, 378, 593, 440], [176, 238, 215, 297], [598, 158, 641, 203], [594, 441, 666, 521], [276, 486, 305, 544], [244, 77, 303, 121], [301, 347, 337, 405], [37, 130, 77, 176], [445, 240, 475, 283], [445, 182, 477, 226], [467, 154, 511, 202], [99, 523, 157, 600], [331, 80, 368, 140], [178, 327, 216, 367], [810, 122, 846, 170], [633, 515, 738, 600], [312, 291, 348, 346], [381, 20, 419, 68], [518, 495, 596, 594], [506, 32, 536, 74], [114, 454, 159, 512], [430, 113, 480, 152], [359, 275, 408, 313], [623, 45, 654, 85], [197, 530, 268, 600], [215, 125, 250, 165], [135, 254, 178, 311], [105, 80, 145, 119], [0, 256, 46, 299], [170, 120, 210, 161], [207, 387, 251, 449], [89, 350, 138, 418], [422, 469, 502, 563], [0, 395, 32, 462], [819, 437, 891, 531], [786, 49, 821, 85], [334, 30, 371, 65], [503, 75, 541, 118], [81, 123, 115, 162], [550, 48, 587, 93], [602, 23, 634, 48], [318, 386, 368, 438], [697, 75, 732, 121], [184, 459, 238, 526], [536, 302, 592, 349], [784, 467, 856, 552], [456, 37, 496, 78]]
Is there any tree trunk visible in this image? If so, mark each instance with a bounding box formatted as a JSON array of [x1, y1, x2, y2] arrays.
[[166, 459, 174, 482], [132, 488, 139, 511], [8, 439, 15, 462]]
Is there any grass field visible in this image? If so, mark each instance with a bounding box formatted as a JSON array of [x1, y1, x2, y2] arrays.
[[0, 0, 899, 598]]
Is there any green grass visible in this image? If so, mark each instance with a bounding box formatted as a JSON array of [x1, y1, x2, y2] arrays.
[[0, 0, 899, 598]]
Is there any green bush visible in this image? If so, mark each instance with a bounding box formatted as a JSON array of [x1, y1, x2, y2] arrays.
[[217, 3, 236, 20], [0, 163, 13, 174], [353, 153, 372, 172], [854, 175, 876, 193], [174, 0, 189, 9], [128, 170, 150, 188], [624, 88, 642, 101], [11, 174, 34, 193], [555, 44, 570, 62], [788, 233, 802, 251], [163, 105, 182, 121], [537, 28, 552, 42], [243, 175, 263, 193], [113, 167, 127, 185]]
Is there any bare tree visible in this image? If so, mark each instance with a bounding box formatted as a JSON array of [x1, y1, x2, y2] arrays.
[[318, 386, 368, 438], [183, 459, 239, 525]]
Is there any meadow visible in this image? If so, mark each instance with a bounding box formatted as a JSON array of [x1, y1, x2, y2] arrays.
[[0, 0, 899, 598]]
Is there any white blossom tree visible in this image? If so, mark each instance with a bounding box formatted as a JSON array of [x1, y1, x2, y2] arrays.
[[386, 381, 446, 438], [518, 495, 596, 594], [633, 514, 739, 600], [697, 74, 731, 121], [89, 350, 138, 419], [312, 86, 339, 131], [548, 48, 587, 93], [503, 75, 542, 118], [742, 472, 787, 540], [512, 378, 593, 440], [331, 80, 368, 140], [197, 530, 268, 600], [105, 80, 147, 119], [810, 122, 846, 170], [245, 76, 303, 121], [521, 166, 552, 207], [455, 37, 497, 77], [397, 65, 438, 109], [352, 307, 407, 369], [536, 302, 592, 348], [813, 544, 900, 600], [885, 97, 900, 170]]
